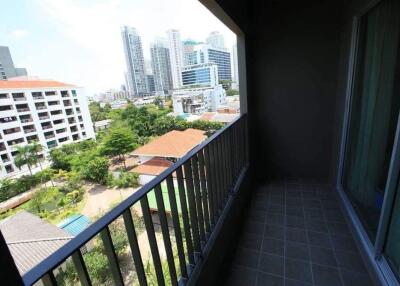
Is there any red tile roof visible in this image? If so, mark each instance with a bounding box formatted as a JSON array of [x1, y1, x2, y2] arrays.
[[132, 129, 207, 158], [131, 158, 173, 176], [0, 80, 75, 89]]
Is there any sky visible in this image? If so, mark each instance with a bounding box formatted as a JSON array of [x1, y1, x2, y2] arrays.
[[0, 0, 236, 96]]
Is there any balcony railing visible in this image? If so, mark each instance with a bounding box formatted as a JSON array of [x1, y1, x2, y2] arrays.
[[13, 97, 26, 101], [22, 114, 248, 286], [45, 134, 55, 139], [33, 96, 45, 100], [24, 129, 36, 134], [42, 125, 52, 130], [36, 106, 47, 110], [17, 108, 30, 112]]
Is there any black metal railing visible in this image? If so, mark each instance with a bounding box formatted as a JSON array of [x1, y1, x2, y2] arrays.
[[22, 114, 248, 286]]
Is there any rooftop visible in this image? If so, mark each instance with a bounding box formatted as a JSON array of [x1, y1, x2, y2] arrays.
[[57, 214, 91, 237], [131, 157, 173, 176], [0, 211, 72, 275], [132, 128, 207, 158], [0, 80, 75, 90]]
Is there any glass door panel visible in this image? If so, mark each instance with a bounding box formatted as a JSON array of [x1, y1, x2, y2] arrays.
[[343, 0, 400, 241]]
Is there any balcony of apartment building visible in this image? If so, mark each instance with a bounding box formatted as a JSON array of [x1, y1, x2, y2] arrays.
[[23, 125, 36, 135], [68, 117, 76, 124], [44, 131, 55, 140], [1, 153, 10, 164], [32, 92, 45, 100], [2, 1, 400, 286], [38, 112, 50, 120], [72, 133, 80, 141], [26, 135, 39, 144], [15, 104, 30, 113], [0, 93, 10, 105], [12, 93, 26, 102], [76, 107, 81, 114], [35, 102, 47, 111], [41, 122, 53, 131], [60, 91, 70, 98], [0, 105, 16, 118], [73, 98, 79, 105], [50, 110, 64, 120], [45, 91, 57, 97], [3, 127, 22, 141], [55, 128, 67, 135], [65, 108, 74, 116], [58, 136, 69, 144], [19, 115, 33, 125], [70, 125, 78, 133], [77, 115, 83, 122], [0, 116, 19, 129], [4, 164, 14, 174], [63, 99, 72, 107], [0, 142, 6, 152], [7, 137, 25, 149], [47, 101, 60, 111]]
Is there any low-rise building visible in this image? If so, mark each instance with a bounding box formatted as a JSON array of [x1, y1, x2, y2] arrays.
[[0, 79, 95, 178], [172, 85, 226, 115]]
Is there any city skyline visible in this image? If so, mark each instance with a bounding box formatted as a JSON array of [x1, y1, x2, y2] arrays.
[[0, 0, 236, 96]]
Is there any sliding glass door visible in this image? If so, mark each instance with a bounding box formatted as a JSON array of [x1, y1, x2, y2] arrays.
[[343, 0, 400, 241]]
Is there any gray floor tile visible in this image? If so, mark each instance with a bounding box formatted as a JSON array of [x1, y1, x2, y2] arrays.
[[262, 238, 284, 256], [309, 246, 337, 267], [264, 224, 284, 240], [248, 210, 267, 223], [335, 250, 367, 273], [286, 216, 306, 229], [266, 213, 285, 226], [307, 231, 332, 248], [285, 258, 313, 284], [245, 221, 265, 236], [286, 206, 304, 217], [259, 253, 284, 276], [306, 219, 328, 233], [285, 279, 312, 286], [312, 264, 342, 286], [331, 235, 357, 252], [286, 228, 308, 243], [340, 269, 373, 286], [256, 272, 284, 286], [240, 233, 263, 251], [285, 241, 310, 261]]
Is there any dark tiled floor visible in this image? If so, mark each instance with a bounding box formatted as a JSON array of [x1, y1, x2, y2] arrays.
[[224, 182, 374, 286]]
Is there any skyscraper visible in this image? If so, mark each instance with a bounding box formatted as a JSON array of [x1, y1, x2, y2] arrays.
[[206, 31, 226, 50], [150, 39, 173, 95], [167, 29, 184, 89], [121, 26, 147, 97], [0, 46, 27, 80], [232, 43, 239, 87]]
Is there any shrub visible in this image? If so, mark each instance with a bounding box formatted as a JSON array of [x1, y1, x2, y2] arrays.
[[80, 156, 109, 184], [111, 172, 139, 188]]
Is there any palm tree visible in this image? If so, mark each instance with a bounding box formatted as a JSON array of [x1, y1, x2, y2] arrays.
[[30, 141, 44, 170], [14, 145, 36, 176]]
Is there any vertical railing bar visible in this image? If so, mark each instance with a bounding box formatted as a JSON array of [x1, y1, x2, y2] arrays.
[[222, 131, 230, 196], [140, 196, 165, 286], [154, 184, 178, 285], [204, 145, 216, 225], [176, 167, 195, 265], [235, 120, 240, 176], [191, 155, 206, 243], [227, 127, 234, 188], [100, 227, 124, 286], [166, 175, 188, 279], [210, 141, 221, 213], [183, 160, 201, 254], [216, 137, 225, 204], [122, 209, 147, 286], [41, 272, 57, 286], [241, 117, 246, 168], [198, 150, 211, 233], [71, 250, 92, 286]]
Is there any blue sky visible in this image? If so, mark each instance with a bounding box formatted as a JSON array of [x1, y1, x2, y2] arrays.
[[0, 0, 236, 95]]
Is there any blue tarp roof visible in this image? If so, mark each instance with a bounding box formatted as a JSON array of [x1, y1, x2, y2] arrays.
[[57, 214, 91, 236]]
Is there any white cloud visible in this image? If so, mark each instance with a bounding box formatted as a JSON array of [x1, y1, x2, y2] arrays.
[[9, 29, 28, 39]]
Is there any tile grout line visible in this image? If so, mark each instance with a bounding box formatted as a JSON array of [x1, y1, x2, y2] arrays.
[[325, 186, 346, 286], [253, 185, 269, 286], [303, 183, 315, 286], [283, 181, 287, 286]]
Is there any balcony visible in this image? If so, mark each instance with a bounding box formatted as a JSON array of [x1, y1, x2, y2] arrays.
[[42, 125, 52, 130], [20, 115, 248, 286], [33, 96, 45, 100], [16, 107, 30, 113], [23, 128, 36, 134], [44, 134, 55, 139], [36, 105, 47, 110]]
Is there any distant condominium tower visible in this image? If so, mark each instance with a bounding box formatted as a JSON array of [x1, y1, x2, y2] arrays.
[[150, 39, 173, 95], [181, 63, 219, 88], [0, 46, 27, 80], [206, 31, 226, 50], [189, 44, 232, 82], [183, 40, 200, 66], [167, 29, 184, 89], [232, 43, 239, 86], [121, 26, 148, 96]]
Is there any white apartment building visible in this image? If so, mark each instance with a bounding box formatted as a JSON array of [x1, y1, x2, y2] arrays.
[[0, 80, 95, 178], [206, 31, 226, 51], [181, 63, 219, 88], [172, 85, 226, 115], [167, 29, 184, 89]]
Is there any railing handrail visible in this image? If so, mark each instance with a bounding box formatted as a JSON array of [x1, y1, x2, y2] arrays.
[[22, 113, 247, 285]]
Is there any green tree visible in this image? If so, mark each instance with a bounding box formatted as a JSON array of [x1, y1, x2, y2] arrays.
[[89, 101, 108, 122], [226, 89, 239, 96], [29, 187, 59, 213], [14, 145, 37, 175], [101, 127, 138, 169], [80, 156, 109, 184], [153, 96, 164, 109]]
